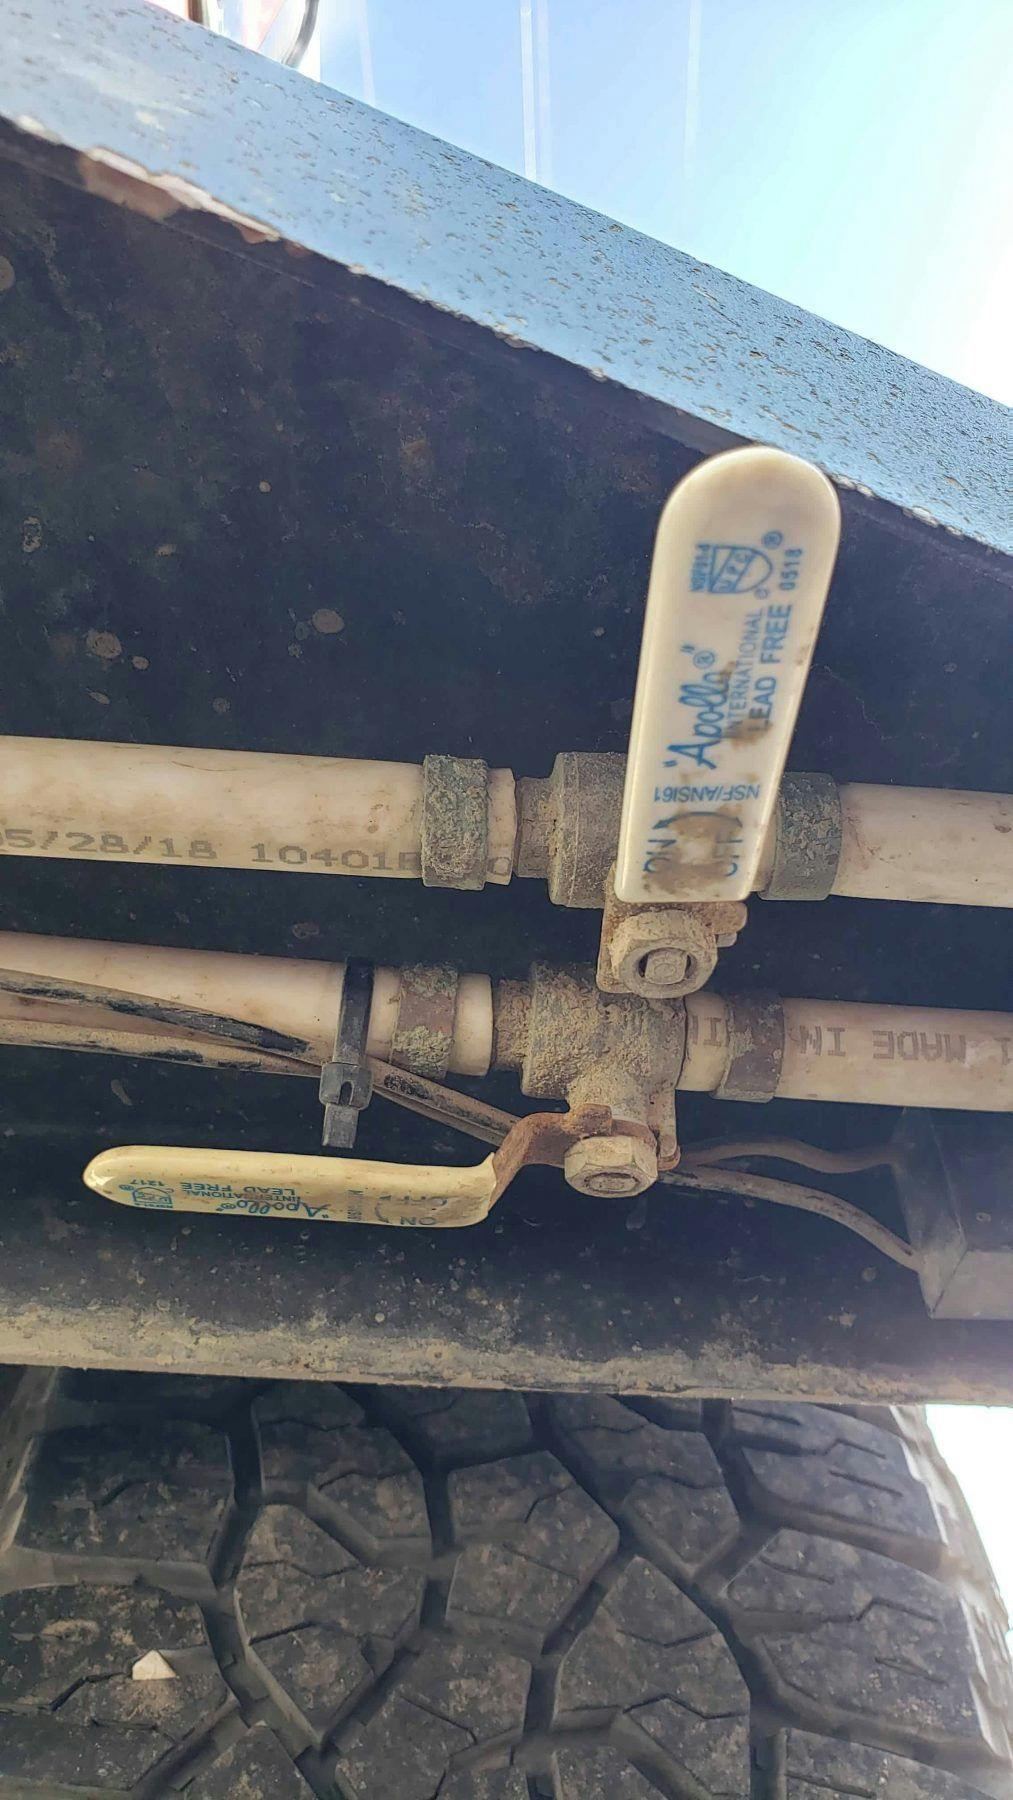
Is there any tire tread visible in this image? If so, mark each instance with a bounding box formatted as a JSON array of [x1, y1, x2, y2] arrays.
[[0, 1373, 1006, 1799]]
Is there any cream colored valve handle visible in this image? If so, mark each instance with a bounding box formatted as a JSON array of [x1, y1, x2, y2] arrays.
[[616, 447, 841, 904], [84, 1144, 502, 1228]]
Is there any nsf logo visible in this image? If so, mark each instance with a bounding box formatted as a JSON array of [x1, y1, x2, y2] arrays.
[[118, 1178, 174, 1210], [691, 543, 774, 594]]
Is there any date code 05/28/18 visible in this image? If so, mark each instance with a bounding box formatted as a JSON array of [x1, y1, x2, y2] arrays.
[[0, 827, 421, 871]]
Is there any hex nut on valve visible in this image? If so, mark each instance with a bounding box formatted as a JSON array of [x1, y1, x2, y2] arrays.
[[596, 865, 749, 1000], [640, 946, 691, 989], [564, 1134, 659, 1199], [604, 909, 716, 999]]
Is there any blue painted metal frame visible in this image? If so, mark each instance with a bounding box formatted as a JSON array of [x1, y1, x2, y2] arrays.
[[1, 0, 1009, 552]]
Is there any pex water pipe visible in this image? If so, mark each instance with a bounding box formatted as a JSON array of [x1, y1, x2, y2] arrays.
[[0, 931, 1009, 1113], [0, 738, 1008, 907]]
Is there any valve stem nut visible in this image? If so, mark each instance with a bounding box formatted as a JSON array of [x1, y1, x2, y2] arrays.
[[641, 947, 690, 989], [564, 1134, 659, 1199]]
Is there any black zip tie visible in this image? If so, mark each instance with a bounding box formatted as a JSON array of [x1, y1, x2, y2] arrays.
[[319, 959, 374, 1150]]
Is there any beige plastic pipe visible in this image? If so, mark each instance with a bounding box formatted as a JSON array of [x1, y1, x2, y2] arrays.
[[0, 738, 516, 884], [683, 991, 1012, 1111], [1, 738, 1009, 910], [832, 785, 1013, 907], [0, 932, 494, 1076], [755, 783, 1012, 906], [0, 932, 1009, 1112]]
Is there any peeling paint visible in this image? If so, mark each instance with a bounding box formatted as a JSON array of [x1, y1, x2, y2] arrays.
[[76, 145, 281, 242]]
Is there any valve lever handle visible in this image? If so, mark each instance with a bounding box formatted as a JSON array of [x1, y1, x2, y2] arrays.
[[616, 447, 841, 905], [84, 1142, 503, 1229], [82, 1105, 648, 1230]]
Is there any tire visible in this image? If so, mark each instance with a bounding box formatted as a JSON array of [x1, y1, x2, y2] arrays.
[[0, 1373, 1009, 1798]]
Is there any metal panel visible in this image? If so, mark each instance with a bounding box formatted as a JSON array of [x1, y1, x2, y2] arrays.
[[3, 1133, 1012, 1403]]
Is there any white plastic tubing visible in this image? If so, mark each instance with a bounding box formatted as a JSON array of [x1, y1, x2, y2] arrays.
[[0, 738, 516, 884], [0, 738, 1009, 907], [0, 933, 494, 1076], [830, 784, 1012, 908], [0, 933, 1009, 1112], [682, 992, 1012, 1112], [754, 782, 1013, 908]]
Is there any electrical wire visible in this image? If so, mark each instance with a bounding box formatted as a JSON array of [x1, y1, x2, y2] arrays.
[[681, 1136, 898, 1175], [0, 1015, 310, 1078], [661, 1165, 916, 1269], [0, 962, 916, 1265], [0, 967, 314, 1062], [0, 966, 512, 1142], [369, 1062, 515, 1147]]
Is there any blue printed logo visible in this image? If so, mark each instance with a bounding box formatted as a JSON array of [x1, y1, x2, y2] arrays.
[[119, 1179, 174, 1210], [691, 543, 773, 594]]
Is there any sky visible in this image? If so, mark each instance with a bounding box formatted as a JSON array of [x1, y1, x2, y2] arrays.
[[303, 0, 1013, 1628], [929, 1406, 1013, 1643], [315, 0, 1013, 401]]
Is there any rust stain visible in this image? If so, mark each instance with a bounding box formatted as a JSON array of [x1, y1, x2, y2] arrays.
[[726, 715, 773, 742], [400, 436, 431, 467], [37, 428, 84, 475], [642, 807, 745, 897], [311, 608, 345, 635], [85, 629, 122, 663]]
